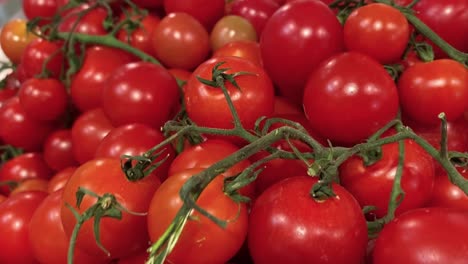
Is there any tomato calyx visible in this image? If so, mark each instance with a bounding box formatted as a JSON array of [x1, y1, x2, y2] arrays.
[[196, 61, 254, 91], [329, 0, 367, 24], [121, 149, 171, 182]]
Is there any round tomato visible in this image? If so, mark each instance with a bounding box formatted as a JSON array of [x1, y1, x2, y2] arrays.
[[163, 0, 225, 30], [43, 129, 79, 172], [47, 166, 77, 193], [426, 167, 468, 210], [10, 178, 49, 195], [58, 4, 108, 35], [147, 168, 248, 264], [212, 40, 263, 67], [210, 15, 257, 51], [228, 0, 280, 36], [303, 52, 399, 146], [117, 11, 160, 57], [19, 38, 65, 80], [248, 176, 368, 263], [0, 19, 37, 64], [22, 0, 58, 23]]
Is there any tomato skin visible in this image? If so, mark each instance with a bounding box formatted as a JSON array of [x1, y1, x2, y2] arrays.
[[22, 0, 58, 22], [344, 3, 409, 64], [70, 46, 136, 112], [0, 19, 38, 64], [117, 12, 160, 57], [339, 138, 435, 218], [373, 207, 468, 264], [210, 15, 258, 51], [47, 166, 77, 193], [426, 167, 468, 211], [0, 191, 48, 264], [303, 52, 399, 146], [260, 0, 344, 105], [43, 129, 79, 172], [147, 168, 249, 264], [152, 12, 210, 70], [248, 176, 368, 264], [19, 38, 65, 80], [184, 56, 275, 131], [212, 40, 263, 67], [273, 96, 302, 115], [229, 0, 280, 36], [117, 250, 148, 264], [61, 158, 161, 259], [58, 4, 108, 35], [10, 178, 49, 195], [102, 62, 180, 129], [163, 0, 225, 31], [398, 59, 468, 125]]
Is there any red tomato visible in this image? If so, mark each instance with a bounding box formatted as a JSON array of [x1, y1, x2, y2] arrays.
[[70, 46, 136, 112], [95, 123, 175, 181], [58, 4, 108, 35], [0, 86, 18, 108], [339, 138, 435, 218], [273, 96, 302, 115], [0, 19, 37, 64], [117, 12, 160, 57], [167, 68, 192, 84], [0, 194, 6, 204], [248, 176, 368, 263], [43, 129, 79, 172], [210, 15, 258, 51], [344, 3, 410, 64], [163, 0, 225, 30], [102, 62, 180, 129], [426, 167, 468, 211], [22, 0, 58, 23], [260, 0, 344, 105], [398, 59, 468, 125], [147, 168, 249, 264], [10, 178, 49, 195], [71, 108, 115, 164], [19, 38, 65, 80], [229, 0, 280, 36], [373, 207, 468, 263], [303, 52, 399, 146], [0, 191, 48, 264], [132, 0, 163, 8], [47, 166, 77, 193], [117, 250, 148, 264], [184, 56, 275, 131], [61, 158, 161, 259], [18, 78, 68, 122], [212, 40, 263, 67]]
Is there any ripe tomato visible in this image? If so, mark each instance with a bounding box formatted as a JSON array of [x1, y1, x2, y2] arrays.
[[0, 191, 48, 264], [102, 62, 180, 129], [273, 96, 302, 115], [0, 86, 18, 109], [43, 129, 79, 172], [61, 158, 161, 259], [19, 38, 65, 80], [22, 0, 58, 23], [184, 56, 274, 131], [147, 168, 249, 264], [373, 207, 468, 263], [0, 19, 37, 64], [163, 0, 225, 30], [210, 15, 257, 51], [398, 59, 468, 125], [344, 3, 410, 64], [248, 176, 368, 263], [0, 194, 6, 204], [426, 167, 468, 211], [70, 46, 136, 112], [117, 12, 160, 57], [212, 40, 263, 67], [152, 12, 210, 70], [229, 0, 280, 36], [339, 137, 435, 218], [58, 4, 108, 35], [260, 0, 344, 105], [303, 52, 399, 146], [10, 178, 49, 195], [47, 166, 77, 193]]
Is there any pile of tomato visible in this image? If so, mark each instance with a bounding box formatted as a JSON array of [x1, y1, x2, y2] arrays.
[[0, 0, 467, 263]]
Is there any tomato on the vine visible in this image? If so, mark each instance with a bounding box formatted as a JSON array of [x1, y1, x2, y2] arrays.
[[117, 11, 160, 57], [19, 38, 65, 80], [43, 129, 79, 172], [47, 166, 77, 193], [228, 0, 280, 36], [163, 0, 225, 31], [0, 19, 37, 64], [22, 0, 58, 23], [58, 4, 108, 35], [426, 167, 468, 211], [212, 40, 263, 67]]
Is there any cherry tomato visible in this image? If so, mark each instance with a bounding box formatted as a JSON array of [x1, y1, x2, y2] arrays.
[[19, 38, 65, 80], [210, 15, 257, 51], [0, 191, 48, 264], [426, 167, 468, 211], [273, 96, 302, 115], [22, 0, 58, 23], [10, 178, 49, 195], [117, 11, 160, 57], [152, 12, 210, 70], [229, 0, 280, 36], [147, 168, 248, 264], [43, 129, 79, 172], [373, 207, 468, 263], [248, 176, 368, 264], [0, 86, 18, 109], [47, 166, 77, 193], [163, 0, 225, 30], [0, 19, 38, 64], [398, 59, 468, 125], [61, 158, 161, 259], [260, 0, 344, 105], [303, 52, 399, 146], [58, 4, 108, 35], [212, 40, 263, 67]]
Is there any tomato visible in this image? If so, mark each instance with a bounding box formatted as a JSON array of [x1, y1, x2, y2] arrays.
[[248, 176, 368, 264], [71, 108, 115, 164], [373, 207, 468, 264], [398, 59, 468, 125], [22, 0, 58, 23], [0, 19, 38, 64], [163, 0, 225, 30], [184, 56, 274, 131], [10, 178, 49, 195], [47, 166, 77, 193], [212, 40, 263, 67], [0, 194, 6, 204], [426, 167, 468, 211], [339, 137, 435, 218], [147, 168, 249, 264], [0, 191, 48, 264], [43, 129, 79, 172], [260, 0, 344, 105], [19, 38, 65, 80], [95, 123, 175, 181], [102, 62, 180, 129], [152, 12, 210, 70], [273, 96, 302, 115], [18, 78, 68, 122], [117, 250, 148, 264], [167, 68, 192, 86], [303, 52, 399, 146], [117, 11, 160, 57], [0, 152, 53, 195], [61, 158, 161, 259], [344, 3, 410, 64], [58, 4, 108, 35], [229, 0, 280, 36], [210, 15, 258, 51], [412, 0, 468, 58], [0, 87, 18, 109]]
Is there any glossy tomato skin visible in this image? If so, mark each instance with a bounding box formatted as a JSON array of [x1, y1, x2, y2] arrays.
[[184, 56, 274, 131], [22, 0, 58, 22], [29, 190, 107, 264], [58, 4, 108, 35], [47, 166, 77, 193], [0, 19, 37, 64], [248, 176, 368, 264], [260, 0, 344, 105], [373, 207, 468, 264], [61, 158, 161, 259], [344, 3, 409, 64], [303, 52, 399, 146], [229, 0, 280, 36], [339, 138, 435, 218], [102, 62, 180, 129], [212, 40, 263, 67], [147, 168, 249, 264], [117, 12, 160, 57], [163, 0, 225, 30], [43, 129, 79, 171], [398, 59, 468, 125], [10, 178, 49, 195], [426, 167, 468, 210], [210, 15, 257, 51], [0, 191, 48, 264], [19, 38, 65, 80], [70, 46, 136, 112]]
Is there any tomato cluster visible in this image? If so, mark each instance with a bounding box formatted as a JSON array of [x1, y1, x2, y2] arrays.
[[0, 0, 468, 264]]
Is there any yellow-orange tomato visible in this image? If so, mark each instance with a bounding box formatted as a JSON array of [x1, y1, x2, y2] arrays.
[[10, 178, 49, 195], [210, 15, 257, 51], [0, 19, 38, 64]]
